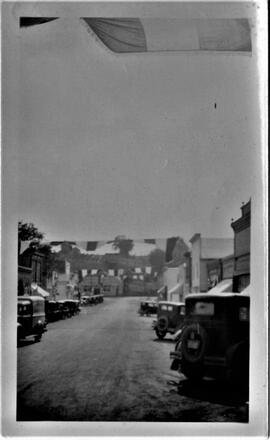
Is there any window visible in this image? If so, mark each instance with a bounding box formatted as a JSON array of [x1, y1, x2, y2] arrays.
[[179, 306, 185, 315], [192, 302, 215, 316], [161, 305, 167, 311], [167, 305, 173, 312]]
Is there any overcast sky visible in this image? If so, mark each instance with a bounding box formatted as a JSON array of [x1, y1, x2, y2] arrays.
[[4, 2, 261, 244]]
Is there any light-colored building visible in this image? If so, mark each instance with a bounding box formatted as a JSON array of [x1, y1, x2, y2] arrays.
[[190, 234, 234, 293]]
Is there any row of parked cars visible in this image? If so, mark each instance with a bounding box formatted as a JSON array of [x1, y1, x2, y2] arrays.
[[139, 291, 250, 392], [17, 291, 105, 344], [17, 296, 81, 344], [81, 293, 104, 306]]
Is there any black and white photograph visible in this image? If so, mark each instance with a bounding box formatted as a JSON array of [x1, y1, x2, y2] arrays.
[[1, 0, 268, 436]]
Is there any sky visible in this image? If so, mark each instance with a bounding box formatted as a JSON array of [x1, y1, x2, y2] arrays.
[[3, 2, 262, 244]]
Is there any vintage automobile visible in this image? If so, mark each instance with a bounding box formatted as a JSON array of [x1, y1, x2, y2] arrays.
[[57, 300, 70, 318], [138, 299, 157, 316], [46, 300, 62, 322], [62, 300, 80, 317], [170, 293, 250, 390], [81, 295, 90, 306], [17, 295, 47, 343], [152, 301, 185, 339]]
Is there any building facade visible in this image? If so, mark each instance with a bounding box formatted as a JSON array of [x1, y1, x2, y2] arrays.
[[189, 234, 234, 293], [231, 200, 251, 292], [18, 248, 47, 295]]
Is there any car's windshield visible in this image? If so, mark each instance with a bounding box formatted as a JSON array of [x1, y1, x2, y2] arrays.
[[18, 303, 31, 315]]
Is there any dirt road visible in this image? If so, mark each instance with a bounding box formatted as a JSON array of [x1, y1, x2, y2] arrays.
[[17, 297, 248, 421]]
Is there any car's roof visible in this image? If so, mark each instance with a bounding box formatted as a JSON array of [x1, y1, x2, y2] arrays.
[[18, 299, 31, 305], [18, 295, 44, 302], [185, 293, 250, 300], [158, 301, 185, 306]]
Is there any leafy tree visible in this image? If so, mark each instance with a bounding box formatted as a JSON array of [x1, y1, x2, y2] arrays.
[[112, 235, 134, 258], [18, 221, 44, 255], [18, 221, 55, 281], [149, 248, 166, 275]]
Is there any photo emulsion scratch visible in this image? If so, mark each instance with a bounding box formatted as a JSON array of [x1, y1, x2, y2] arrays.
[[1, 1, 268, 437]]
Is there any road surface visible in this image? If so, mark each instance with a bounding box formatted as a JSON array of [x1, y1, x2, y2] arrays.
[[17, 297, 248, 422]]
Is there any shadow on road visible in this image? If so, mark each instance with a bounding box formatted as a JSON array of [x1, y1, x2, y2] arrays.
[[170, 378, 248, 407], [17, 339, 38, 348], [153, 337, 175, 343]]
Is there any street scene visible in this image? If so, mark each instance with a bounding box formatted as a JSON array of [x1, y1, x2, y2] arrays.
[[17, 210, 250, 422], [2, 0, 266, 434], [17, 297, 248, 422]]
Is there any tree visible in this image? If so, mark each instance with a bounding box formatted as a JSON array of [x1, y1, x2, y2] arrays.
[[112, 235, 134, 258], [171, 238, 189, 264], [18, 221, 44, 255], [149, 248, 166, 275]]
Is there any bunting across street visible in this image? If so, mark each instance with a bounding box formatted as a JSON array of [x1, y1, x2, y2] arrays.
[[20, 17, 252, 53]]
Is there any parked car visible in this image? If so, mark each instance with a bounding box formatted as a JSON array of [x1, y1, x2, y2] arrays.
[[17, 295, 47, 343], [81, 295, 90, 306], [63, 300, 79, 317], [46, 300, 62, 322], [57, 300, 70, 318], [152, 301, 185, 339], [138, 299, 157, 316], [170, 293, 250, 390]]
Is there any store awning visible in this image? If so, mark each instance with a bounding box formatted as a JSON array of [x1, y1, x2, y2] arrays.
[[240, 285, 250, 295], [31, 283, 50, 297], [207, 279, 232, 294]]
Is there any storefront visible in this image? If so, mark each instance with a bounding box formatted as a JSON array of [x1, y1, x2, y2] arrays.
[[18, 265, 32, 295], [231, 200, 251, 292]]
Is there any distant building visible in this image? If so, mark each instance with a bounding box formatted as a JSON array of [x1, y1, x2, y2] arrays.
[[79, 273, 123, 296], [189, 234, 234, 293], [231, 200, 251, 292], [206, 254, 234, 291], [50, 259, 79, 300], [18, 247, 47, 295]]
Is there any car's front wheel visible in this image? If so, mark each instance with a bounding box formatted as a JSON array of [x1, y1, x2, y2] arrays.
[[155, 328, 167, 339], [34, 334, 42, 342]]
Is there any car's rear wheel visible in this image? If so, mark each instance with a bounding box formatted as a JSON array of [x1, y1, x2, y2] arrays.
[[226, 340, 249, 393]]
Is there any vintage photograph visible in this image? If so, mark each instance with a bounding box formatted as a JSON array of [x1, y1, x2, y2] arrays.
[[1, 0, 267, 436]]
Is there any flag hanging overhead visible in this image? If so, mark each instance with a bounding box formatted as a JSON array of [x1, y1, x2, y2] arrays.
[[82, 18, 252, 53], [20, 17, 58, 27], [20, 16, 252, 53]]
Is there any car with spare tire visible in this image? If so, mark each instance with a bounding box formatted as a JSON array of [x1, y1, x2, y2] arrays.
[[170, 293, 250, 391], [152, 301, 185, 339]]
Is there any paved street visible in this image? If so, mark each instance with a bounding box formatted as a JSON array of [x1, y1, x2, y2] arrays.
[[17, 297, 248, 422]]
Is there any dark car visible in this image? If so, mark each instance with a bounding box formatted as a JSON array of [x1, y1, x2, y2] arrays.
[[138, 300, 157, 316], [46, 300, 62, 322], [57, 300, 70, 318], [17, 295, 47, 343], [170, 293, 250, 390], [153, 301, 185, 339], [63, 300, 79, 317]]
